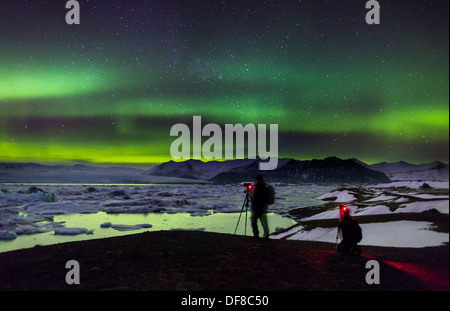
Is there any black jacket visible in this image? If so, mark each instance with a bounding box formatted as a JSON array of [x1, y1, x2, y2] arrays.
[[251, 182, 268, 215], [338, 215, 362, 244]]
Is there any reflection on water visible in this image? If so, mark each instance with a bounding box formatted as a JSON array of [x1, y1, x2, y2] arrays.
[[0, 212, 296, 253]]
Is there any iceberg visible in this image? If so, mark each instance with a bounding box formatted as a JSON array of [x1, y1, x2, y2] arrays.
[[100, 223, 153, 232], [0, 230, 18, 240], [54, 228, 91, 236], [23, 201, 99, 215]]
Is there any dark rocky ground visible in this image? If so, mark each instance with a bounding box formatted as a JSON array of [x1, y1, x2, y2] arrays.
[[0, 231, 448, 292]]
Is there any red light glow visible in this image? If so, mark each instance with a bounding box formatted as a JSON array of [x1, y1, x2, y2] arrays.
[[385, 261, 449, 291], [340, 206, 348, 215]]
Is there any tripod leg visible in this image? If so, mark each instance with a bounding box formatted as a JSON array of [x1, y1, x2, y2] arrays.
[[335, 228, 340, 253], [234, 207, 244, 235], [234, 196, 247, 235], [245, 198, 248, 236]]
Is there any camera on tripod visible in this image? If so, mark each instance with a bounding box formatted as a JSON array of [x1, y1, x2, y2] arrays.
[[243, 183, 253, 194], [234, 182, 254, 235]]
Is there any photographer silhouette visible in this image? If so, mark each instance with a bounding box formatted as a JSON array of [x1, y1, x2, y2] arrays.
[[250, 175, 270, 239]]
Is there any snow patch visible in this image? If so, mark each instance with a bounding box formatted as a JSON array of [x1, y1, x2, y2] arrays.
[[395, 200, 449, 214], [273, 221, 448, 248], [363, 194, 396, 202], [316, 190, 357, 203], [371, 181, 449, 189], [354, 204, 392, 216]]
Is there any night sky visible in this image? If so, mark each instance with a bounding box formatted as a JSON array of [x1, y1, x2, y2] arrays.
[[0, 0, 448, 168]]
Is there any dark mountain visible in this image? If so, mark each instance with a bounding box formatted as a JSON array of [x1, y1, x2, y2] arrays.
[[0, 162, 203, 184], [146, 158, 257, 180], [147, 157, 391, 184], [210, 157, 391, 184]]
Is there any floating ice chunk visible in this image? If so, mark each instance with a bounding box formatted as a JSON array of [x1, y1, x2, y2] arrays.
[[9, 214, 53, 224], [102, 223, 153, 231], [38, 191, 57, 202], [109, 190, 131, 199], [15, 223, 65, 235], [23, 201, 99, 215], [15, 225, 45, 235], [147, 207, 166, 213], [111, 224, 147, 231], [100, 222, 112, 228], [26, 186, 44, 194], [0, 207, 21, 218], [0, 230, 17, 240], [54, 228, 90, 235], [189, 210, 211, 217]]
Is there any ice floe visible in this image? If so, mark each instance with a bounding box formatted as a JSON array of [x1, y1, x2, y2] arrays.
[[0, 182, 448, 251], [54, 228, 94, 235]]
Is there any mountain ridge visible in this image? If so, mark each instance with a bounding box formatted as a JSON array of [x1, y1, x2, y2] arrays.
[[1, 157, 448, 184], [147, 156, 392, 184], [148, 157, 449, 183]]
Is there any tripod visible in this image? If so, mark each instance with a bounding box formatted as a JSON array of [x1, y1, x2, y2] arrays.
[[335, 226, 340, 253], [234, 189, 251, 236], [335, 205, 347, 252]]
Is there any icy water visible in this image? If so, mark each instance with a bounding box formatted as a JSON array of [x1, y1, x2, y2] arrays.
[[1, 212, 296, 253], [0, 183, 333, 253]]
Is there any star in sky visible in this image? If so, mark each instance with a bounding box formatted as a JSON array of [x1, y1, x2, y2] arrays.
[[0, 0, 448, 167]]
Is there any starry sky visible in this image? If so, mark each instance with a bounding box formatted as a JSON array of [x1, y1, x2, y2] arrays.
[[0, 0, 448, 168]]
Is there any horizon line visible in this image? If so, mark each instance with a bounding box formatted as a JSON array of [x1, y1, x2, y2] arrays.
[[0, 156, 448, 170]]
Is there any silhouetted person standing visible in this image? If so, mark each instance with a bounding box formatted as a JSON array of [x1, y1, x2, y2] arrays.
[[250, 175, 270, 238]]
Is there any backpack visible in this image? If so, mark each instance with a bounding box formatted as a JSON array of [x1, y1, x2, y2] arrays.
[[340, 217, 362, 244], [349, 219, 363, 243], [265, 184, 275, 205]]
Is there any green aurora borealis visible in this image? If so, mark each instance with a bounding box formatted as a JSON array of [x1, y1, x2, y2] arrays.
[[0, 0, 448, 167]]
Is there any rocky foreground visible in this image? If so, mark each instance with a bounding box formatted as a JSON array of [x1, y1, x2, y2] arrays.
[[0, 231, 448, 291]]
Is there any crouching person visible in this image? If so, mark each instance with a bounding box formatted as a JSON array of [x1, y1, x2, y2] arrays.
[[337, 205, 363, 256]]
